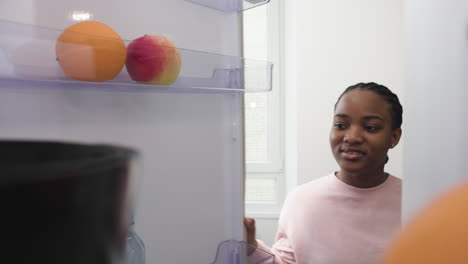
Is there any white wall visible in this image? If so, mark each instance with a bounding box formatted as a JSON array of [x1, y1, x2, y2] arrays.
[[293, 0, 404, 185], [256, 0, 404, 246], [402, 0, 468, 221]]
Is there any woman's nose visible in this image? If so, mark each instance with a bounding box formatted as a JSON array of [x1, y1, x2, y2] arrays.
[[344, 127, 364, 144]]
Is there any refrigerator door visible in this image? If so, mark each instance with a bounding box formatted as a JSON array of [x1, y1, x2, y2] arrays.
[[403, 0, 468, 222], [0, 81, 246, 264]]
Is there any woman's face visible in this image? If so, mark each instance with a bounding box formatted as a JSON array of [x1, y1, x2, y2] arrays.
[[330, 89, 401, 174]]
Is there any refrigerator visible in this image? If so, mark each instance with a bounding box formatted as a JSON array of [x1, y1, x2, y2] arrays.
[[402, 0, 468, 222], [0, 0, 274, 263]]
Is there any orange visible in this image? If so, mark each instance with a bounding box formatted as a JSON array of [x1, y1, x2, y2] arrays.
[[56, 21, 126, 82], [381, 179, 468, 264]]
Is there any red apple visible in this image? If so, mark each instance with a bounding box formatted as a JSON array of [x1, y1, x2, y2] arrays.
[[125, 35, 181, 85]]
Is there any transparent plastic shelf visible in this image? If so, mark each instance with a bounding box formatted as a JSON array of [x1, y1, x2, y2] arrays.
[[212, 240, 274, 264], [185, 0, 270, 12], [0, 20, 272, 93]]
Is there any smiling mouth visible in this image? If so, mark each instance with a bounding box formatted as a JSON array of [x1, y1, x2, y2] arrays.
[[340, 149, 366, 161]]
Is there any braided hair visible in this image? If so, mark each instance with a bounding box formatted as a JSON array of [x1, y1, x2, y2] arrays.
[[334, 82, 403, 129]]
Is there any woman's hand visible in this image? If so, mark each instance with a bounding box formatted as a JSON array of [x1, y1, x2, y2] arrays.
[[243, 217, 258, 247]]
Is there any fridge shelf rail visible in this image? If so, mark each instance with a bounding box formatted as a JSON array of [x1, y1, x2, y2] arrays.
[[212, 240, 275, 264], [185, 0, 271, 12], [0, 20, 273, 93]]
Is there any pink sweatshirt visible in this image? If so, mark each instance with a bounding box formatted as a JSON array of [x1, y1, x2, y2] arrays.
[[254, 172, 401, 264]]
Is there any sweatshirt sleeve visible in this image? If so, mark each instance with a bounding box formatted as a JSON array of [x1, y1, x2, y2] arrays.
[[255, 228, 296, 264], [249, 190, 298, 264]]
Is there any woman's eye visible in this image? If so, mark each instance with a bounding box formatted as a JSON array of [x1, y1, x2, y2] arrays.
[[365, 125, 378, 132], [334, 123, 346, 129]]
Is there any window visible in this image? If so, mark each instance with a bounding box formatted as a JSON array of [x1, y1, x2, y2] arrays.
[[243, 0, 284, 218]]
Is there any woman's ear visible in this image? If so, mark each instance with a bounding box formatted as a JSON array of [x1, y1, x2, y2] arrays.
[[390, 128, 402, 148]]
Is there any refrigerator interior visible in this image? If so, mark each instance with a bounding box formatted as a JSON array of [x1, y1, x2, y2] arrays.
[[0, 0, 273, 263]]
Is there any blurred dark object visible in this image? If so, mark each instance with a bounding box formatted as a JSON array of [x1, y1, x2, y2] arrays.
[[0, 140, 138, 264]]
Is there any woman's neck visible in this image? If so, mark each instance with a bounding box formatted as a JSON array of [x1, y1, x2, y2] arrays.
[[336, 170, 388, 188]]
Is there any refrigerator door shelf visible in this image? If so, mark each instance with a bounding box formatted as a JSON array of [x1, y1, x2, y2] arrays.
[[185, 0, 271, 12], [0, 20, 273, 93], [212, 240, 275, 264]]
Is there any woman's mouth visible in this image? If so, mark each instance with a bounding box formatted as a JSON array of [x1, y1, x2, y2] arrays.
[[340, 148, 366, 161]]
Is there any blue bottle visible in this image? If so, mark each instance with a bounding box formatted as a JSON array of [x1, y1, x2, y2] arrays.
[[126, 216, 145, 264]]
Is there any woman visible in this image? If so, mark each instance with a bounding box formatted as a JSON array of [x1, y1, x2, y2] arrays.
[[245, 82, 403, 264]]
